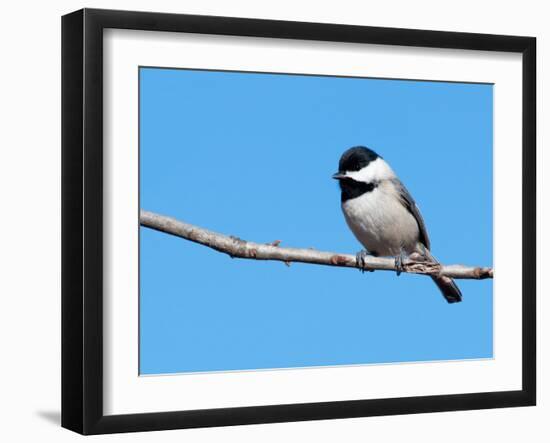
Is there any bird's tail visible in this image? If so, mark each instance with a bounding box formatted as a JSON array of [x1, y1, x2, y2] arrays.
[[431, 275, 462, 303], [423, 249, 462, 303]]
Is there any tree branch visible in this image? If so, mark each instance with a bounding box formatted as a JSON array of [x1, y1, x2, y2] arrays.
[[140, 210, 493, 280]]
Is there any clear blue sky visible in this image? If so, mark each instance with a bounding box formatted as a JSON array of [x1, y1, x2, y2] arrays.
[[139, 67, 493, 375]]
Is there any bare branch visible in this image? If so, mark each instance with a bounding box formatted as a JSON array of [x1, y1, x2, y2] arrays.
[[140, 210, 493, 280]]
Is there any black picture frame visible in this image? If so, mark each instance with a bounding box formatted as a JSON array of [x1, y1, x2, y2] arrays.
[[62, 8, 536, 435]]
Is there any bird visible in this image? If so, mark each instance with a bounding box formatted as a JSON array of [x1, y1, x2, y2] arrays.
[[332, 146, 462, 303]]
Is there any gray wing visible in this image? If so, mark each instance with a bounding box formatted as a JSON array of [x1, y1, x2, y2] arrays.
[[392, 179, 431, 250]]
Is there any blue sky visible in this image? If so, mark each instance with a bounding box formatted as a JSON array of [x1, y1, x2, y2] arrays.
[[139, 67, 493, 375]]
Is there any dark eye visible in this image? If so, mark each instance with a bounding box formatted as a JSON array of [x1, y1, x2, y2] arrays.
[[351, 159, 362, 171]]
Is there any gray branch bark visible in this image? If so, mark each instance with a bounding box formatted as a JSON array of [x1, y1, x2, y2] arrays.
[[140, 210, 493, 280]]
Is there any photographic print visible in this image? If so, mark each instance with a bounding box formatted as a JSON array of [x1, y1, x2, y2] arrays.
[[62, 9, 535, 433], [138, 67, 494, 375]]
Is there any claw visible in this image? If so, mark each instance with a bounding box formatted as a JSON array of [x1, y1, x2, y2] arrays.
[[394, 248, 407, 276], [356, 249, 373, 273]]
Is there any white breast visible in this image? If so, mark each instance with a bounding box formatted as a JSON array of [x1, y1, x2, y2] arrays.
[[342, 181, 420, 256]]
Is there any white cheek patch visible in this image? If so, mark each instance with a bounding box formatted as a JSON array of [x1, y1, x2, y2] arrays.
[[345, 157, 396, 183]]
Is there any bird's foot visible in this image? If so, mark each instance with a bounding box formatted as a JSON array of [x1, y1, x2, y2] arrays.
[[394, 249, 408, 276], [356, 249, 374, 273]]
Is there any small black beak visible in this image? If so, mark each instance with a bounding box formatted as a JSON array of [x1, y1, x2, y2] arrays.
[[332, 172, 346, 180]]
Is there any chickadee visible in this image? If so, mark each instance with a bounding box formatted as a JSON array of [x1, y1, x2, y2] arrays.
[[332, 146, 462, 303]]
